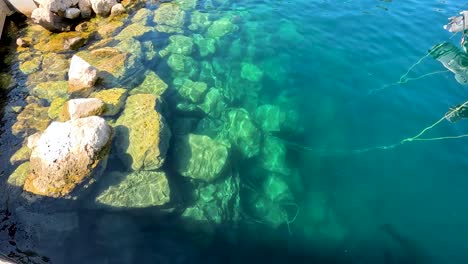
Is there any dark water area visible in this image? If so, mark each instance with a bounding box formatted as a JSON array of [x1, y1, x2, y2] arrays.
[[1, 0, 468, 263]]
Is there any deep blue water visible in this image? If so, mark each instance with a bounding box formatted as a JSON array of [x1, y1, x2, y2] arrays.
[[1, 0, 468, 263]]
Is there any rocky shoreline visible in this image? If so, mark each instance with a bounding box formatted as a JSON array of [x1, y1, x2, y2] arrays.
[[0, 0, 333, 262]]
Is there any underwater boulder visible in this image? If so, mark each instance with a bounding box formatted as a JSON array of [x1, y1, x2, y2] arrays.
[[174, 134, 230, 182], [188, 11, 212, 31], [224, 108, 261, 158], [261, 136, 290, 176], [91, 88, 128, 116], [206, 17, 238, 39], [254, 104, 284, 132], [167, 54, 199, 78], [60, 98, 105, 121], [199, 88, 227, 118], [193, 34, 216, 57], [7, 162, 30, 188], [159, 35, 194, 57], [115, 94, 171, 171], [31, 81, 68, 103], [10, 146, 32, 166], [19, 55, 42, 75], [241, 62, 263, 82], [177, 79, 208, 103], [182, 173, 240, 225], [130, 70, 168, 97], [153, 3, 185, 33], [12, 101, 50, 137], [175, 0, 197, 10], [131, 7, 152, 25], [114, 22, 153, 41], [95, 170, 170, 208], [24, 116, 112, 197]]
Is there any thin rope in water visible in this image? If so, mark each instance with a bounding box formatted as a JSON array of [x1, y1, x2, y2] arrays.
[[369, 31, 460, 94], [278, 101, 468, 155]]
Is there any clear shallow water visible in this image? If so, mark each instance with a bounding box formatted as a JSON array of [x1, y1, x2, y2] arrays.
[[1, 0, 468, 263]]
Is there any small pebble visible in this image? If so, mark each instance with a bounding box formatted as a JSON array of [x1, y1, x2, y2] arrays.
[[16, 38, 30, 48]]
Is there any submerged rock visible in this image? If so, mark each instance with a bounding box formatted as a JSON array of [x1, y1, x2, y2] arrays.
[[60, 98, 105, 120], [193, 34, 216, 57], [10, 146, 32, 166], [182, 174, 239, 225], [167, 54, 198, 78], [174, 134, 229, 182], [160, 35, 194, 57], [7, 162, 30, 188], [91, 88, 127, 116], [131, 8, 152, 25], [96, 170, 170, 208], [206, 17, 237, 39], [175, 0, 197, 10], [115, 94, 171, 171], [114, 23, 152, 41], [224, 109, 261, 158], [68, 55, 99, 96], [153, 3, 185, 33], [130, 71, 168, 97], [254, 104, 283, 132], [31, 81, 68, 102], [24, 116, 112, 197], [241, 62, 263, 82], [199, 88, 226, 117], [12, 102, 50, 137], [48, 97, 68, 119], [177, 79, 208, 103], [188, 11, 211, 31], [261, 136, 290, 175]]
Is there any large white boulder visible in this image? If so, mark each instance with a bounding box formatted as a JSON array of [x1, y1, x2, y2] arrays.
[[31, 7, 72, 32], [39, 0, 79, 15], [68, 55, 99, 96], [90, 0, 117, 16], [24, 116, 112, 197]]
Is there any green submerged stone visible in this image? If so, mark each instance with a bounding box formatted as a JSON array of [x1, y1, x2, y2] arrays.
[[130, 71, 168, 97]]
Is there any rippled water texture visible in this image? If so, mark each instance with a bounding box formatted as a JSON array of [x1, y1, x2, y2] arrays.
[[1, 0, 468, 263]]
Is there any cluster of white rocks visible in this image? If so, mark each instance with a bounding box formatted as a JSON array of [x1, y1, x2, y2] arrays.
[[31, 0, 125, 32]]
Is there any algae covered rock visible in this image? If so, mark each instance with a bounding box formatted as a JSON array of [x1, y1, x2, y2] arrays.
[[167, 54, 198, 77], [48, 97, 68, 119], [24, 116, 112, 197], [175, 0, 197, 10], [10, 146, 32, 166], [115, 23, 152, 41], [193, 34, 216, 57], [188, 11, 211, 31], [174, 134, 229, 182], [115, 94, 171, 171], [8, 162, 30, 188], [159, 35, 194, 57], [60, 98, 105, 120], [19, 55, 42, 75], [199, 88, 226, 117], [131, 7, 152, 24], [96, 170, 170, 208], [182, 174, 239, 224], [241, 62, 263, 82], [224, 109, 261, 158], [206, 17, 237, 39], [31, 81, 68, 102], [153, 3, 185, 33], [12, 102, 50, 137], [91, 88, 127, 116], [177, 79, 208, 103], [130, 71, 168, 97]]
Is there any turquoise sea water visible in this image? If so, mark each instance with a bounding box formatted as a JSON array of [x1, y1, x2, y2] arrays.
[[1, 0, 468, 263]]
